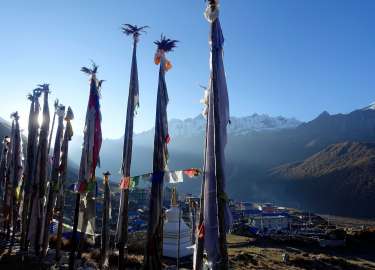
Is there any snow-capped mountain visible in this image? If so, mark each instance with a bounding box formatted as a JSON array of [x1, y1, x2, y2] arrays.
[[361, 102, 375, 111], [167, 114, 302, 137]]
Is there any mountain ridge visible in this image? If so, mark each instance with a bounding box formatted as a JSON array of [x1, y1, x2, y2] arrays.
[[3, 105, 375, 218], [270, 141, 375, 217], [136, 113, 302, 138]]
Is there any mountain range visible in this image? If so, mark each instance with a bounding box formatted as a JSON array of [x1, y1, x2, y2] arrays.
[[68, 105, 375, 218], [2, 105, 375, 218], [69, 113, 302, 180]]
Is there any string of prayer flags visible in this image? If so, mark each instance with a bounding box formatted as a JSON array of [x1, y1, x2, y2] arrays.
[[120, 168, 202, 190]]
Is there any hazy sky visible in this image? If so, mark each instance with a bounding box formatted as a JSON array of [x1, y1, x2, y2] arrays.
[[1, 1, 375, 139]]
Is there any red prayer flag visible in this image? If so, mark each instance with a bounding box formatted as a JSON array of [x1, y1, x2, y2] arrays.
[[120, 176, 130, 190], [165, 134, 171, 144], [78, 181, 87, 193], [183, 168, 201, 178], [198, 223, 205, 239]]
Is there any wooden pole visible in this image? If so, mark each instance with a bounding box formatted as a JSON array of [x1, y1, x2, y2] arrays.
[[69, 193, 81, 270], [42, 105, 65, 257], [117, 29, 142, 268], [34, 86, 50, 256], [101, 171, 111, 270], [22, 90, 41, 252], [55, 190, 64, 261], [56, 107, 74, 261], [177, 202, 181, 270], [194, 102, 209, 270], [144, 38, 175, 270], [21, 93, 36, 251], [70, 63, 103, 269], [117, 189, 129, 269], [212, 21, 229, 270]]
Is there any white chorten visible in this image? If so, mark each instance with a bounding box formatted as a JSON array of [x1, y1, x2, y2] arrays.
[[163, 187, 193, 258]]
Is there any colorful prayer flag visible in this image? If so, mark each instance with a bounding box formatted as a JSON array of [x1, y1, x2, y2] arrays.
[[74, 63, 103, 245], [164, 170, 183, 184], [183, 168, 201, 178], [119, 176, 130, 190]]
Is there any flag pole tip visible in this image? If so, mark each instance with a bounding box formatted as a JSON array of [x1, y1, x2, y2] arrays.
[[103, 171, 111, 177]]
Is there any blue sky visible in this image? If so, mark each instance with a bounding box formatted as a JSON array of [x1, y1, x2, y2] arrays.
[[1, 1, 375, 139]]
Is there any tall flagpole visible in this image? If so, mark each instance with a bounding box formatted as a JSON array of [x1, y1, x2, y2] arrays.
[[28, 84, 50, 255], [116, 24, 146, 269], [144, 35, 178, 270], [69, 63, 103, 270], [3, 121, 13, 239], [21, 89, 41, 251], [0, 137, 10, 205], [10, 112, 23, 246], [56, 107, 74, 261], [193, 86, 209, 270], [177, 200, 181, 270], [41, 104, 65, 256], [209, 1, 231, 268], [101, 171, 111, 270], [24, 89, 42, 251], [198, 1, 232, 269]]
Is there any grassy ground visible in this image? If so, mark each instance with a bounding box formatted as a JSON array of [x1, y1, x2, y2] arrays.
[[227, 234, 375, 270], [319, 215, 375, 228], [1, 233, 375, 269]]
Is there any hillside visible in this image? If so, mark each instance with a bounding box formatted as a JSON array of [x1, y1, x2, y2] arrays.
[[0, 117, 78, 181], [5, 105, 375, 218], [69, 113, 302, 195], [68, 106, 375, 207], [271, 142, 375, 217]]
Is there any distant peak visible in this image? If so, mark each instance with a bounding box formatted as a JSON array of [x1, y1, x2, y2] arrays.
[[165, 113, 302, 137], [318, 111, 330, 117], [361, 102, 375, 111]]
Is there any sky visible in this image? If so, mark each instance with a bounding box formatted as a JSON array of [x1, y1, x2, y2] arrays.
[[1, 0, 375, 139]]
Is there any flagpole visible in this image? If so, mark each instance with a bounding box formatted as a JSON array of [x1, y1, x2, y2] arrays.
[[0, 136, 10, 238], [213, 97, 229, 270], [144, 35, 177, 270], [20, 92, 35, 250], [33, 84, 51, 255], [21, 90, 39, 251], [0, 137, 9, 209], [209, 1, 230, 268], [197, 1, 231, 269], [56, 107, 74, 261], [23, 89, 42, 252], [177, 200, 181, 270], [101, 171, 111, 270], [69, 192, 81, 270], [3, 124, 12, 239], [69, 63, 103, 270], [117, 24, 146, 269], [9, 112, 23, 249], [5, 117, 15, 242], [193, 87, 209, 270], [41, 104, 65, 256]]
